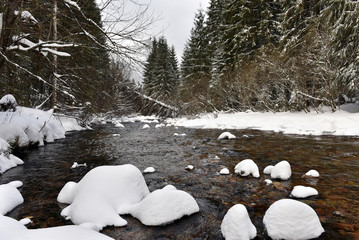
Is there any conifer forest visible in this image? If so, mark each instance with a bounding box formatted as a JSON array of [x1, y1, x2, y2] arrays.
[[1, 0, 359, 115]]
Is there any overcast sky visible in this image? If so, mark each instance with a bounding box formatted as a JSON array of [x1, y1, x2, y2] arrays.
[[146, 0, 210, 60]]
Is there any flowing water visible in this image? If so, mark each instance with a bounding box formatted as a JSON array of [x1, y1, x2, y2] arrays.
[[1, 122, 358, 239]]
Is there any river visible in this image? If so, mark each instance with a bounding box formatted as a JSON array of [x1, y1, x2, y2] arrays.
[[1, 122, 358, 239]]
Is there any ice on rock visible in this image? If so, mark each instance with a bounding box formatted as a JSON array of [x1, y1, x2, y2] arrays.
[[220, 168, 230, 175], [57, 181, 78, 204], [120, 188, 199, 226], [59, 165, 150, 230], [0, 182, 24, 215], [263, 199, 324, 240], [234, 159, 260, 178], [0, 215, 114, 240], [290, 186, 319, 198], [304, 169, 320, 178], [270, 161, 292, 180], [263, 165, 274, 175], [218, 132, 236, 140], [144, 167, 155, 173], [221, 204, 257, 240]]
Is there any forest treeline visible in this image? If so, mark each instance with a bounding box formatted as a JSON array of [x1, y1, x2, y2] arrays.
[[144, 0, 359, 114], [0, 0, 142, 114]]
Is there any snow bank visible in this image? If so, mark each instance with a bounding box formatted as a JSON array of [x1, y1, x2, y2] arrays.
[[270, 161, 292, 180], [291, 186, 319, 198], [263, 199, 324, 240], [0, 216, 114, 240], [221, 204, 257, 240], [166, 106, 359, 136], [59, 165, 150, 230], [234, 159, 260, 178], [120, 187, 199, 226], [0, 182, 24, 215]]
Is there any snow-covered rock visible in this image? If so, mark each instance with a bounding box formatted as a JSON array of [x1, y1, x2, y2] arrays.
[[290, 186, 319, 198], [142, 124, 150, 129], [0, 94, 17, 111], [264, 179, 272, 185], [304, 169, 320, 178], [162, 185, 177, 191], [0, 215, 114, 240], [218, 132, 236, 140], [234, 159, 260, 178], [270, 161, 292, 180], [263, 165, 274, 175], [113, 121, 125, 128], [19, 218, 32, 225], [59, 165, 150, 230], [155, 123, 165, 128], [263, 199, 324, 240], [144, 167, 155, 173], [174, 133, 186, 136], [221, 204, 257, 240], [0, 153, 24, 173], [119, 188, 199, 226], [185, 165, 194, 171], [71, 162, 87, 169], [220, 168, 230, 175], [0, 182, 24, 215], [57, 181, 78, 204]]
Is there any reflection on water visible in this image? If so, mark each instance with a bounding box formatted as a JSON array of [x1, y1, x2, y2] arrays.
[[1, 123, 358, 239]]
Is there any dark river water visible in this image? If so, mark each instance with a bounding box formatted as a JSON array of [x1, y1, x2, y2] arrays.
[[1, 122, 358, 239]]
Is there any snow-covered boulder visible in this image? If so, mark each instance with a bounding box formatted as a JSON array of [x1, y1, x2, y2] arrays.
[[263, 199, 324, 240], [218, 132, 236, 140], [220, 168, 230, 175], [0, 181, 24, 215], [234, 159, 260, 178], [303, 169, 320, 178], [119, 188, 199, 226], [0, 215, 114, 240], [59, 165, 150, 230], [263, 165, 274, 175], [221, 204, 257, 240], [112, 120, 124, 128], [57, 181, 78, 204], [0, 94, 17, 112], [290, 186, 319, 198], [144, 167, 155, 173], [270, 161, 292, 180], [142, 124, 150, 129]]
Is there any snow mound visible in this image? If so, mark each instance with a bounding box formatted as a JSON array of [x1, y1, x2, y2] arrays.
[[144, 167, 155, 173], [291, 186, 319, 198], [220, 168, 230, 175], [221, 204, 257, 240], [0, 215, 114, 240], [234, 159, 260, 178], [57, 181, 78, 204], [120, 188, 199, 226], [0, 182, 24, 215], [304, 169, 320, 178], [270, 161, 292, 180], [218, 132, 236, 140], [263, 199, 324, 240], [59, 165, 150, 230], [263, 165, 274, 175]]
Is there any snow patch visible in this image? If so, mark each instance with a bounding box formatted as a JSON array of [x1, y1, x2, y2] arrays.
[[221, 204, 257, 240], [263, 199, 324, 240]]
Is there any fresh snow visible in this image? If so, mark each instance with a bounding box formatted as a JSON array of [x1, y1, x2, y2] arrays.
[[291, 186, 319, 198], [218, 131, 236, 140], [166, 105, 359, 136], [0, 216, 114, 240], [263, 199, 324, 240], [143, 167, 156, 173], [220, 168, 230, 175], [270, 161, 292, 180], [263, 165, 274, 175], [59, 165, 150, 230], [0, 182, 24, 215], [119, 187, 199, 226], [304, 169, 320, 177], [221, 204, 257, 240], [234, 159, 260, 178]]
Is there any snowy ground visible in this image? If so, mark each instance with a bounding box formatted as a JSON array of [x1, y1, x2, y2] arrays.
[[166, 104, 359, 136]]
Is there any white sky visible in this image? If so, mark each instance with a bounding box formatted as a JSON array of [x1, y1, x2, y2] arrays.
[[146, 0, 210, 60]]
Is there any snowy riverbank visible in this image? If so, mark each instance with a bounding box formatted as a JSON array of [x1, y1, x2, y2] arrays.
[[166, 104, 359, 136], [0, 106, 84, 173]]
